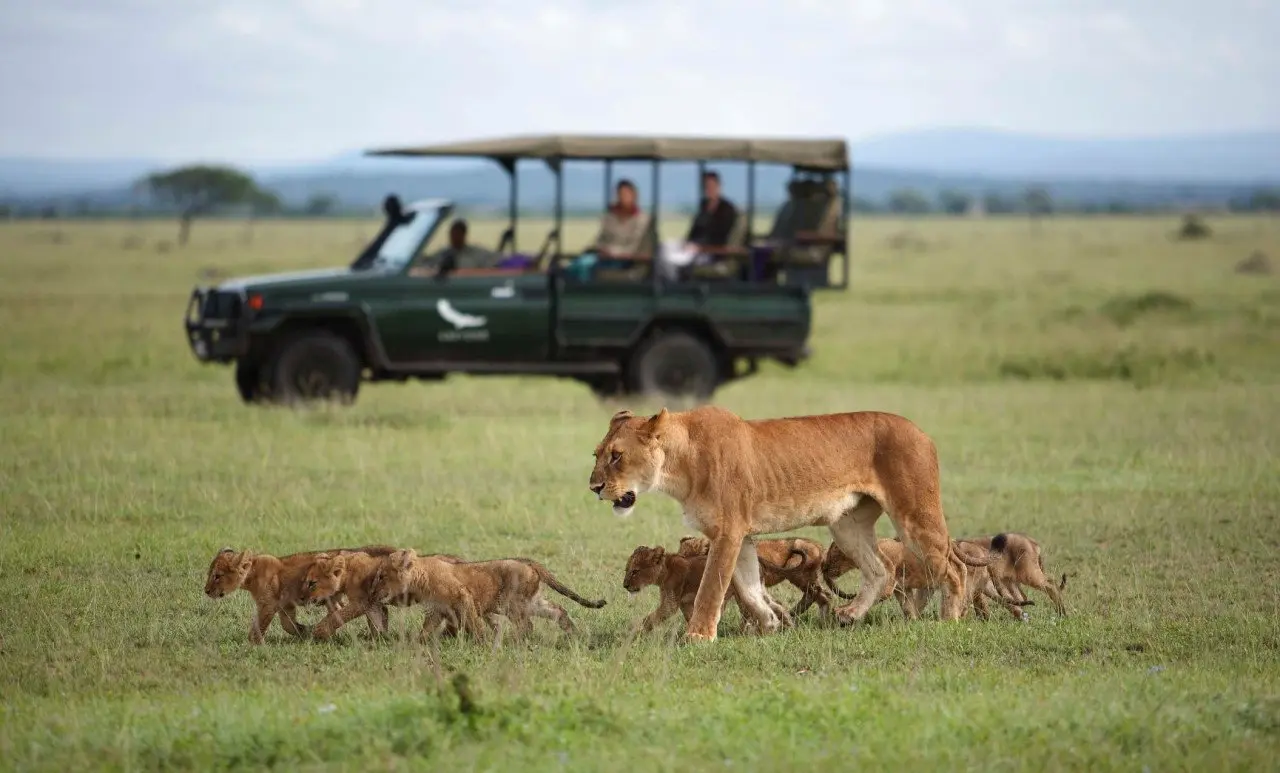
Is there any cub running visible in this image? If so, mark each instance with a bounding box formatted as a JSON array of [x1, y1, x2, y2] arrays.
[[960, 532, 1067, 615], [303, 549, 464, 641], [371, 549, 607, 643], [589, 406, 968, 643], [203, 544, 396, 644], [623, 545, 743, 634], [822, 538, 1010, 620], [677, 535, 833, 619]]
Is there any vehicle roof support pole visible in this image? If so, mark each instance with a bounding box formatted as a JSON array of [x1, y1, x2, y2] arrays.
[[651, 159, 661, 292], [842, 167, 851, 289], [502, 157, 518, 253], [604, 159, 613, 206]]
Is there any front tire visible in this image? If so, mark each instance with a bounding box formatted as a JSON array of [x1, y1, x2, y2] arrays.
[[268, 330, 362, 405], [234, 359, 266, 403], [627, 331, 720, 400]]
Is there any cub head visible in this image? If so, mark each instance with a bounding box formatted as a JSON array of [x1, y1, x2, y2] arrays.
[[622, 545, 667, 594], [304, 553, 347, 602], [589, 409, 671, 517], [821, 541, 856, 585], [372, 549, 416, 603], [677, 536, 710, 557], [205, 547, 251, 599]]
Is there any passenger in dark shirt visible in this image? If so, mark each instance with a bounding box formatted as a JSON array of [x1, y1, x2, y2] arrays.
[[685, 170, 739, 249]]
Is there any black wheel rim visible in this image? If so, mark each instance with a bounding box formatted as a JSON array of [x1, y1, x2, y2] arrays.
[[654, 350, 710, 396]]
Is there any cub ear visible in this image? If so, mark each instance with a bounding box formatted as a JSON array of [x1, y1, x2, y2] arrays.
[[653, 545, 666, 558], [218, 546, 235, 555], [397, 549, 415, 570], [331, 554, 348, 571]]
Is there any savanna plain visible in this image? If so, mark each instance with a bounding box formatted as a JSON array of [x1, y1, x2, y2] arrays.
[[1, 214, 1278, 772]]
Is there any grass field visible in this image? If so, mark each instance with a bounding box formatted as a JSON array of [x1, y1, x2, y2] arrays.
[[1, 214, 1278, 772]]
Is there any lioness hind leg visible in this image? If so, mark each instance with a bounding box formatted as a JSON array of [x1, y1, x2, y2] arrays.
[[829, 499, 886, 625], [730, 539, 789, 634]]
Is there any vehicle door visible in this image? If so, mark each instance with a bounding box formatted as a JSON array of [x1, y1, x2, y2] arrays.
[[370, 271, 551, 365]]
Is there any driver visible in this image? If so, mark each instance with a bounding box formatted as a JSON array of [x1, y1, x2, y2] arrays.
[[425, 218, 499, 274]]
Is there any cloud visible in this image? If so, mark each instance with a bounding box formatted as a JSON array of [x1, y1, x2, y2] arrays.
[[0, 0, 1277, 161]]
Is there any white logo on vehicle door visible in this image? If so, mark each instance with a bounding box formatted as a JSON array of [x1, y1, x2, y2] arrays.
[[436, 299, 490, 342], [436, 299, 486, 329]]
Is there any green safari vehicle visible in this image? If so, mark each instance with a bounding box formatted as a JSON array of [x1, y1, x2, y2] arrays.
[[183, 134, 852, 405]]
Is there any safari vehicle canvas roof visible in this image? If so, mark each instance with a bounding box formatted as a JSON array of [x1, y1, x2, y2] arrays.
[[366, 134, 849, 171]]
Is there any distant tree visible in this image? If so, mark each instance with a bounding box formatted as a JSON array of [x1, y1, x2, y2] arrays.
[[137, 165, 265, 245], [304, 192, 340, 216], [887, 188, 931, 215], [1023, 186, 1054, 219], [936, 188, 972, 216], [1105, 200, 1134, 214], [1247, 188, 1280, 213], [0, 203, 10, 219], [982, 191, 1015, 214], [851, 196, 879, 213], [241, 189, 285, 245]]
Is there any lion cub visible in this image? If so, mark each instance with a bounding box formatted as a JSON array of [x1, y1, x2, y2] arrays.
[[371, 549, 608, 643], [677, 535, 833, 618], [303, 549, 464, 641], [203, 544, 396, 644], [959, 533, 1067, 616], [626, 544, 782, 635], [822, 538, 1015, 621]]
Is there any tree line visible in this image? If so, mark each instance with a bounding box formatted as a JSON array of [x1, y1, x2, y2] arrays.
[[3, 164, 1279, 238]]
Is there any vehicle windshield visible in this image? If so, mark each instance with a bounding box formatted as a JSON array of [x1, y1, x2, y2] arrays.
[[367, 202, 448, 272]]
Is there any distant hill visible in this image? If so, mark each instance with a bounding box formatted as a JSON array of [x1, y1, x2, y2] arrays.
[[2, 128, 1278, 213], [853, 128, 1280, 182]]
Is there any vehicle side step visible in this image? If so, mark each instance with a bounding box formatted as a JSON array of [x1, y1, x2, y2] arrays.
[[390, 360, 620, 377]]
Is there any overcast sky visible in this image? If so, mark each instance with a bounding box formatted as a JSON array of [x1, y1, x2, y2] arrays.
[[1, 0, 1277, 163]]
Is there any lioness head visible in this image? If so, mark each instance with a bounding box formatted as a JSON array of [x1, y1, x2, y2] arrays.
[[622, 545, 667, 594], [589, 409, 671, 517], [304, 553, 346, 602], [371, 549, 416, 603], [205, 547, 251, 599]]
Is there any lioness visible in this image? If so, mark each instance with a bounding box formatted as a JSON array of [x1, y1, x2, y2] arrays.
[[372, 549, 607, 642], [624, 545, 746, 634], [589, 406, 969, 641], [304, 550, 464, 641], [677, 535, 833, 619], [961, 532, 1067, 616], [203, 544, 397, 644], [822, 537, 1004, 620]]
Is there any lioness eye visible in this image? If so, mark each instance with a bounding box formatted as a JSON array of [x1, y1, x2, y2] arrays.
[[610, 450, 622, 464]]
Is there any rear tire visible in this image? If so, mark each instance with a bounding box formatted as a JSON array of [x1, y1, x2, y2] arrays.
[[627, 331, 720, 400], [267, 330, 362, 405]]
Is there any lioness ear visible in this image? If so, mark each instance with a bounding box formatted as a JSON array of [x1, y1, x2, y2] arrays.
[[654, 545, 665, 558], [218, 546, 234, 555], [609, 409, 633, 427], [642, 408, 670, 441]]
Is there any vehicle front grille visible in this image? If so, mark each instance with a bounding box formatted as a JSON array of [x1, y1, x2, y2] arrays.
[[201, 290, 242, 320]]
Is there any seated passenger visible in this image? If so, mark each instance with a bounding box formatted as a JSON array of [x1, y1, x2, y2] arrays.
[[591, 179, 651, 259], [685, 170, 739, 252], [424, 218, 501, 275]]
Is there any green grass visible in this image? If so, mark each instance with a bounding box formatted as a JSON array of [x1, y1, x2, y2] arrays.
[[1, 214, 1279, 772]]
